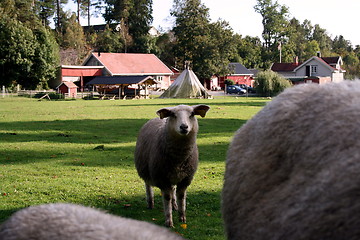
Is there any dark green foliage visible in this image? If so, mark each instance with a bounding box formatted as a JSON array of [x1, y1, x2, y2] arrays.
[[103, 0, 153, 53], [95, 25, 124, 52], [0, 14, 59, 89], [224, 79, 235, 86], [172, 0, 236, 79]]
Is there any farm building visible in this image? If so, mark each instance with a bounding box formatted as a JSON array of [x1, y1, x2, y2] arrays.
[[58, 52, 173, 95], [217, 63, 255, 88], [271, 53, 345, 84], [86, 76, 158, 99], [56, 81, 78, 98]]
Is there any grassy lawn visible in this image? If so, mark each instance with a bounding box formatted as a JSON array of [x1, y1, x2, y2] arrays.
[[0, 95, 268, 239]]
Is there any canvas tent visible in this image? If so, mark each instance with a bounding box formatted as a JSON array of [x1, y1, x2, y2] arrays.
[[160, 66, 209, 98]]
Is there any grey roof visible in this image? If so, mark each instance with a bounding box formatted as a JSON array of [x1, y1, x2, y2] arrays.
[[229, 63, 253, 75], [86, 76, 157, 85]]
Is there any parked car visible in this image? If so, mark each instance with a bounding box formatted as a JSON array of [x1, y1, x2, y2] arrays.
[[226, 85, 246, 94], [239, 84, 256, 93]]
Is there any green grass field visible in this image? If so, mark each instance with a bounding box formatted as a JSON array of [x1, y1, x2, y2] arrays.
[[0, 95, 269, 239]]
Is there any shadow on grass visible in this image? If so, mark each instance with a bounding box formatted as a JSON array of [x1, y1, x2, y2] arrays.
[[115, 99, 268, 108], [0, 118, 245, 145], [0, 118, 244, 166]]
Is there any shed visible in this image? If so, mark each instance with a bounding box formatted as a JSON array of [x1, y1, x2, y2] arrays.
[[86, 75, 158, 99], [57, 81, 78, 98]]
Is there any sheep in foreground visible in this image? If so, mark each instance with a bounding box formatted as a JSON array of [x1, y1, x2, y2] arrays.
[[0, 203, 185, 240], [222, 81, 360, 240], [135, 104, 210, 227]]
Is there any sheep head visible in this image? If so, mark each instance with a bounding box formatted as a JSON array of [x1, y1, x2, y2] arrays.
[[157, 105, 210, 136]]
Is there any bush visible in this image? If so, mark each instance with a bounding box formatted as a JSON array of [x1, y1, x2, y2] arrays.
[[254, 70, 292, 97], [224, 79, 235, 86]]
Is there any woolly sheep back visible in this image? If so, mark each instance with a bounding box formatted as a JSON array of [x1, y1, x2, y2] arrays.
[[222, 81, 360, 240], [0, 203, 185, 240]]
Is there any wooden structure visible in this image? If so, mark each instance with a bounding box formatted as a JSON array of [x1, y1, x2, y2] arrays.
[[56, 81, 78, 98], [61, 66, 103, 91], [86, 76, 158, 99]]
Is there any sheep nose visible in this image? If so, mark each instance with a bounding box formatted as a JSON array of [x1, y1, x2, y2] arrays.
[[180, 124, 189, 134]]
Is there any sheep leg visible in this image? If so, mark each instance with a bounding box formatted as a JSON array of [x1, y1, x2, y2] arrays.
[[176, 184, 188, 223], [172, 186, 178, 211], [145, 183, 154, 209], [162, 188, 174, 228]]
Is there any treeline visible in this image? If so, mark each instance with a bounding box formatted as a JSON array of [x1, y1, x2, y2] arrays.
[[1, 0, 360, 90]]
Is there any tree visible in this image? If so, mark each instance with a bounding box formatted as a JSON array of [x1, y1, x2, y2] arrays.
[[153, 32, 176, 67], [311, 24, 332, 55], [54, 0, 69, 33], [95, 24, 124, 52], [78, 0, 103, 26], [62, 12, 86, 50], [172, 0, 235, 79], [333, 35, 352, 56], [35, 0, 57, 26], [0, 13, 59, 89], [254, 70, 292, 97], [254, 0, 289, 50], [233, 35, 263, 69], [103, 0, 153, 53]]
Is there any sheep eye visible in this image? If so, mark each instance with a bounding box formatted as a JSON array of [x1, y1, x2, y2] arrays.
[[190, 112, 195, 118]]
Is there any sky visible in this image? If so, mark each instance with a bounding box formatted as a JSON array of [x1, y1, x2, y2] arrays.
[[67, 0, 360, 47]]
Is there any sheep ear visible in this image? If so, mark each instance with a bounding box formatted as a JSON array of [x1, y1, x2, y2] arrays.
[[156, 108, 173, 119], [193, 105, 210, 118]]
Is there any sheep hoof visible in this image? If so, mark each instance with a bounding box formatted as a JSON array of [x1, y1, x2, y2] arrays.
[[165, 220, 174, 228], [179, 215, 186, 223]]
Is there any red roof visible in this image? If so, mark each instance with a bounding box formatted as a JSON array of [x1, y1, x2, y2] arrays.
[[61, 81, 78, 89], [271, 62, 301, 72], [87, 53, 173, 76], [321, 57, 340, 65]]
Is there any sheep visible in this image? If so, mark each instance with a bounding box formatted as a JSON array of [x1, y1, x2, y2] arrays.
[[222, 81, 360, 240], [0, 203, 185, 240], [134, 104, 210, 228]]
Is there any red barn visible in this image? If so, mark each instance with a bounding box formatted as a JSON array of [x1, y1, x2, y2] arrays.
[[218, 63, 254, 88]]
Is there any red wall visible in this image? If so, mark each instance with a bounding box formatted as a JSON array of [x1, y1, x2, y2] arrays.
[[61, 68, 103, 77], [219, 76, 254, 88], [58, 85, 77, 98]]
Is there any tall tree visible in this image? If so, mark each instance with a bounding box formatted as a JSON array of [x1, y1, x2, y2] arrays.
[[254, 0, 289, 50], [103, 0, 152, 52], [311, 24, 332, 56], [54, 0, 68, 33], [0, 10, 59, 89], [79, 0, 103, 26], [233, 34, 263, 68], [35, 0, 56, 26], [172, 0, 236, 79]]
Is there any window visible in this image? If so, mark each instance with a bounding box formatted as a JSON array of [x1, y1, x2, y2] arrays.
[[311, 65, 318, 76], [157, 76, 163, 82]]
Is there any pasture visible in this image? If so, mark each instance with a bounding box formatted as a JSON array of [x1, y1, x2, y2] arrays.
[[0, 95, 268, 239]]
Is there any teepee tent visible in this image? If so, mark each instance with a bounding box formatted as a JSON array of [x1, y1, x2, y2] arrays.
[[160, 64, 209, 98]]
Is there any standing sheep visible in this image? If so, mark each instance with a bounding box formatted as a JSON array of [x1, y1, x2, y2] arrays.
[[0, 203, 185, 240], [135, 104, 210, 227], [222, 81, 360, 240]]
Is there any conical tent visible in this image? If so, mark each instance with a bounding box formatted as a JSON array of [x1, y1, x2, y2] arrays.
[[160, 67, 209, 98]]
